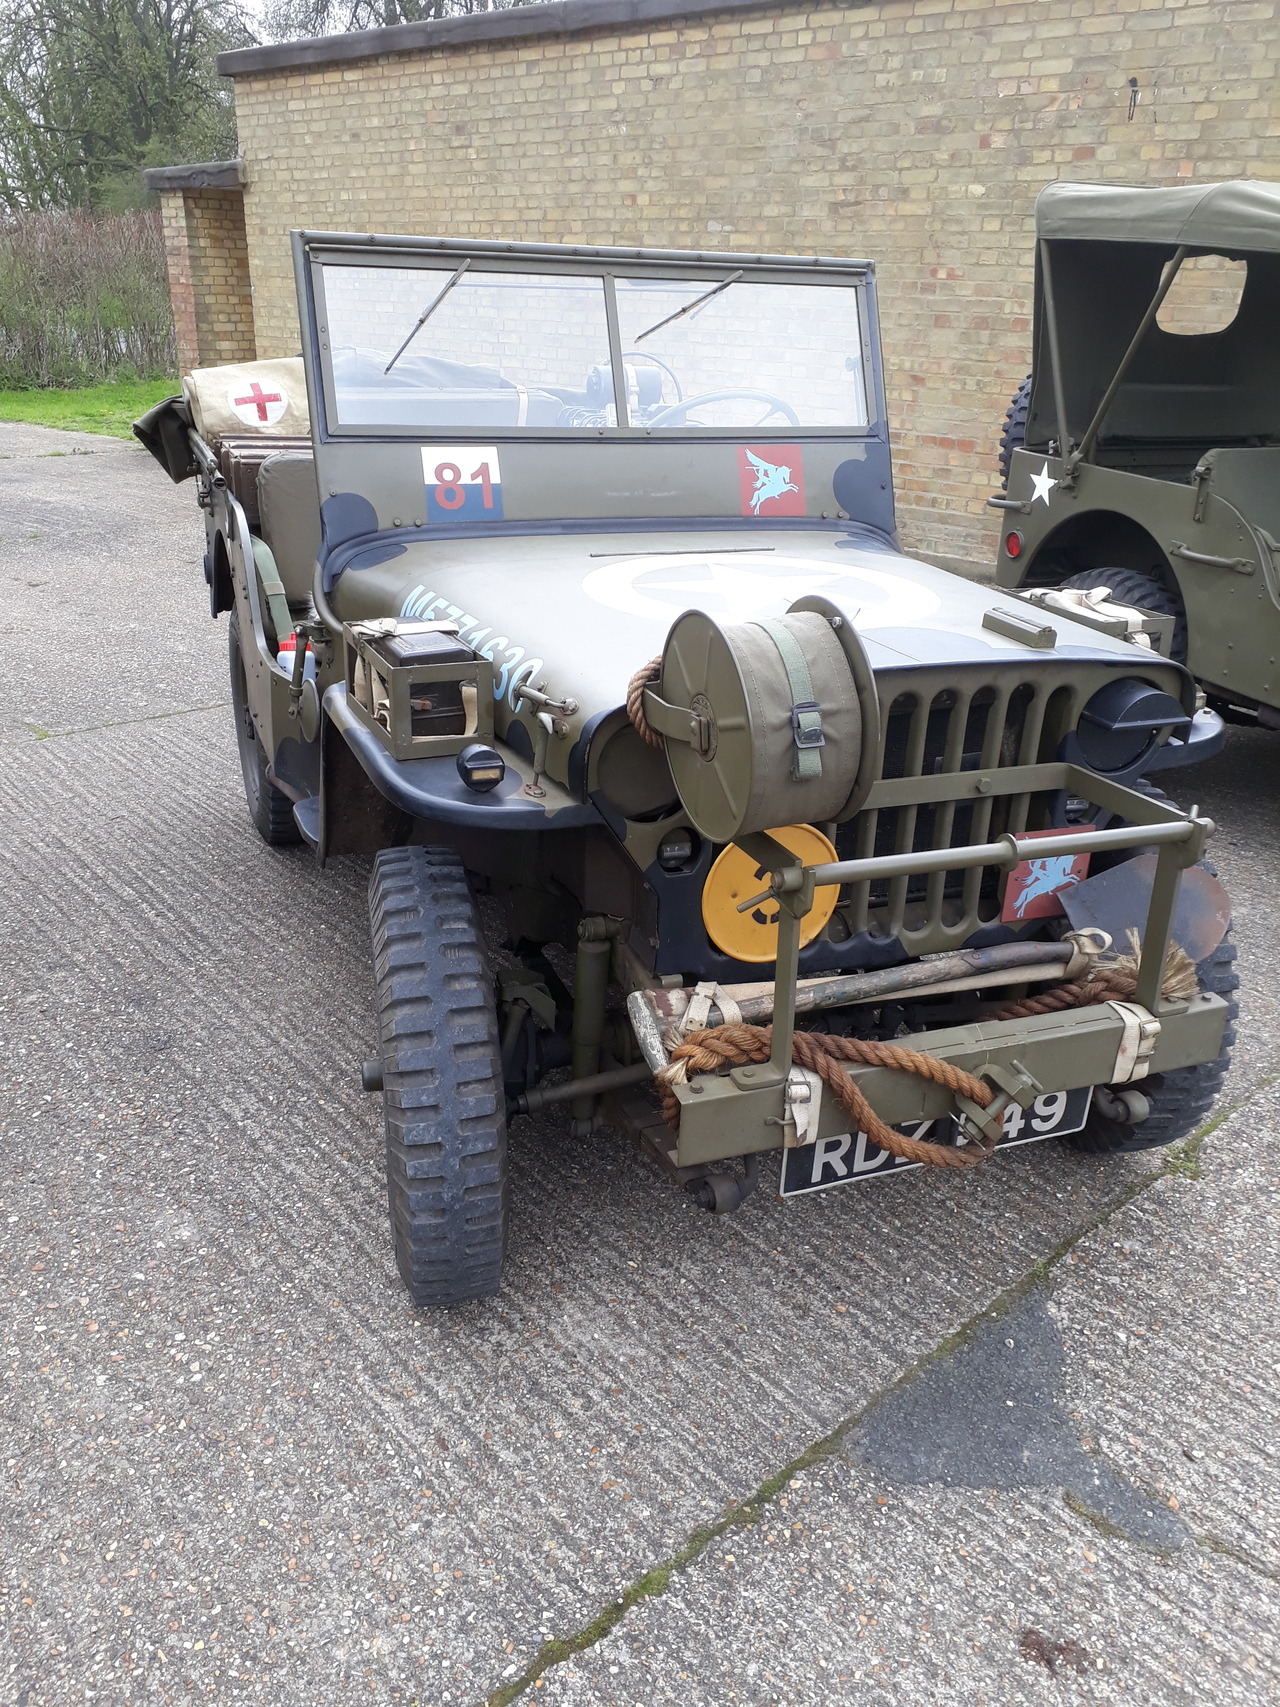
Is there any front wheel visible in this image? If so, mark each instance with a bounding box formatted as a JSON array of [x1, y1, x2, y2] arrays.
[[368, 847, 508, 1307]]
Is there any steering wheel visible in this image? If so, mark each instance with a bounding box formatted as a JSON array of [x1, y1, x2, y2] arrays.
[[645, 389, 799, 428]]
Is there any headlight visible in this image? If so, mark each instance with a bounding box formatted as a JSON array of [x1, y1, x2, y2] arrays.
[[1075, 677, 1190, 774]]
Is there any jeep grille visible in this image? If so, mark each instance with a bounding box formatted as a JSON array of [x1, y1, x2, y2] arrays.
[[836, 676, 1079, 956]]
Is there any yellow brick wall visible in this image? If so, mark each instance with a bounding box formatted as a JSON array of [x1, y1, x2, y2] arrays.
[[186, 190, 257, 367], [229, 0, 1280, 571], [161, 188, 257, 373], [158, 192, 201, 375]]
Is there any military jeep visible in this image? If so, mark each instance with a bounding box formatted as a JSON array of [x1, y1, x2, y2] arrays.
[[994, 179, 1280, 732], [137, 233, 1236, 1308]]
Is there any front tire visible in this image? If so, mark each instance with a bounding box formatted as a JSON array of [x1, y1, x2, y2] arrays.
[[368, 847, 508, 1308], [1068, 930, 1237, 1154]]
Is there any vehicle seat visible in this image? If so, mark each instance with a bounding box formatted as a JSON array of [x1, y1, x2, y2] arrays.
[[1201, 447, 1280, 541], [257, 451, 322, 605]]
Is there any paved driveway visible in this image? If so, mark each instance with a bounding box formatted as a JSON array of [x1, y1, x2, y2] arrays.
[[1, 420, 1276, 1706]]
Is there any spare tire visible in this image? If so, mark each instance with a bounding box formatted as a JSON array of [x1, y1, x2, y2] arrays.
[[1057, 567, 1188, 665], [998, 373, 1032, 489]]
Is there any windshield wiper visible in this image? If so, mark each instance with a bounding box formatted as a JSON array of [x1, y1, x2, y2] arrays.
[[633, 269, 744, 344], [384, 259, 471, 373]]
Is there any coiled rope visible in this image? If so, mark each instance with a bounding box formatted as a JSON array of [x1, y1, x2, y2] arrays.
[[626, 655, 664, 750], [656, 1025, 999, 1168], [988, 930, 1195, 1019]]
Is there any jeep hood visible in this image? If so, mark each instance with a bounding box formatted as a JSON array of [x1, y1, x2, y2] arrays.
[[329, 525, 1169, 718]]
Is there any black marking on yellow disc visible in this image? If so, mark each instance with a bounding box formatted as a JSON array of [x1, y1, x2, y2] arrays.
[[701, 824, 839, 963]]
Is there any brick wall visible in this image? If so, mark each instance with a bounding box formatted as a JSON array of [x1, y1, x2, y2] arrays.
[[222, 0, 1279, 572], [159, 187, 256, 373]]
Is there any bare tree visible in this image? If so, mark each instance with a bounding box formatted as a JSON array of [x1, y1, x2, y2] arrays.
[[261, 0, 534, 43], [0, 0, 252, 210]]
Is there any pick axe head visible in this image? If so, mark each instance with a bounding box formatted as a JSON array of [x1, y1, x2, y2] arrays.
[[1061, 854, 1231, 965]]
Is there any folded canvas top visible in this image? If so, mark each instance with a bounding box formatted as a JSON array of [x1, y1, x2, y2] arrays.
[[183, 357, 310, 442]]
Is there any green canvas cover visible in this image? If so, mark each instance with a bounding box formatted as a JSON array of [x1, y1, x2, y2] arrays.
[[1036, 180, 1280, 256], [1026, 179, 1280, 461]]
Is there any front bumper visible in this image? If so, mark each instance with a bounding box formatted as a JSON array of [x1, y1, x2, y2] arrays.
[[667, 992, 1229, 1167], [653, 764, 1223, 1167], [1143, 706, 1226, 773]]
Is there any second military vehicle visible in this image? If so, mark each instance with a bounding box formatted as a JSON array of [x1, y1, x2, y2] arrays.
[[994, 178, 1280, 733], [137, 233, 1236, 1308]]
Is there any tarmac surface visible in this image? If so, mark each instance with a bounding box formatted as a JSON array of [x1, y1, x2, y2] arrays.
[[1, 418, 1277, 1706]]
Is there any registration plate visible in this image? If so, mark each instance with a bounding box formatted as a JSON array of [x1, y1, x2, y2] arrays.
[[778, 1086, 1093, 1199]]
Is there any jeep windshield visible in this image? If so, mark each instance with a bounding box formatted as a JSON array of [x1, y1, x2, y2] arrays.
[[313, 257, 869, 434]]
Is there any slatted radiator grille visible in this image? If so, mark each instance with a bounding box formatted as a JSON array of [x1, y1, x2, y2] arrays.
[[838, 678, 1078, 955]]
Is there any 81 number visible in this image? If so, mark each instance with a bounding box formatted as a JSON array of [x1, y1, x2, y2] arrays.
[[432, 461, 495, 511]]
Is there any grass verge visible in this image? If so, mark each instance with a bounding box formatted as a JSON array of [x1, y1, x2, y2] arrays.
[[0, 378, 177, 439]]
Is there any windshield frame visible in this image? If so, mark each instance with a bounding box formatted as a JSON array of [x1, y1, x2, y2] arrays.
[[296, 234, 882, 445]]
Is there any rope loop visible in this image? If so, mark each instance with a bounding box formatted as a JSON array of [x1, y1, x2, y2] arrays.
[[652, 935, 1199, 1169], [656, 1024, 1000, 1169], [626, 655, 664, 750]]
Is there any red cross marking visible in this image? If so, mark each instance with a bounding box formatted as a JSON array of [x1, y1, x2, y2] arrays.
[[234, 381, 283, 421]]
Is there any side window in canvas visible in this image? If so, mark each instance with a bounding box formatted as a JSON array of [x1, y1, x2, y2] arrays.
[[1156, 254, 1247, 336]]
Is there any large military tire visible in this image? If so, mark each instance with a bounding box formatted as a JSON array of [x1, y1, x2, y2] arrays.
[[368, 847, 508, 1308], [998, 373, 1032, 488], [1057, 567, 1189, 665], [228, 609, 301, 845]]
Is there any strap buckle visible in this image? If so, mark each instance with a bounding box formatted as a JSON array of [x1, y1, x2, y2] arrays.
[[791, 700, 825, 751]]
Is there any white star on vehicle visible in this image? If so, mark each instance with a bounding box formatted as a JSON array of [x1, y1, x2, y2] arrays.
[[580, 551, 943, 628], [1030, 461, 1057, 505], [637, 558, 844, 621]]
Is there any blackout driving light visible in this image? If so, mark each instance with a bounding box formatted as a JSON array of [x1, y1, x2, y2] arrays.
[[456, 742, 506, 792], [1074, 677, 1190, 775]]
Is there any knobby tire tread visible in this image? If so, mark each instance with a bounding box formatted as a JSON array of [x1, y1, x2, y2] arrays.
[[998, 373, 1032, 489], [369, 846, 507, 1307]]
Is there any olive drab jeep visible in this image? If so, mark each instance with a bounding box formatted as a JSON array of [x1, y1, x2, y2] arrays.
[[993, 179, 1280, 735], [136, 234, 1237, 1309]]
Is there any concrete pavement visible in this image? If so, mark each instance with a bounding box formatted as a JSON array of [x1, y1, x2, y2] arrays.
[[1, 419, 1276, 1706]]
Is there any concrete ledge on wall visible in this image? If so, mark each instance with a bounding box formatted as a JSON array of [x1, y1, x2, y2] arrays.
[[143, 159, 248, 193], [217, 0, 838, 76]]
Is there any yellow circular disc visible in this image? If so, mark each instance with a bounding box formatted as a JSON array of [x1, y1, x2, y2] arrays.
[[701, 825, 840, 964]]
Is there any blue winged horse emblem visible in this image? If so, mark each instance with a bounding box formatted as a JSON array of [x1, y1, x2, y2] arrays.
[[1011, 854, 1085, 917], [744, 448, 799, 515]]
